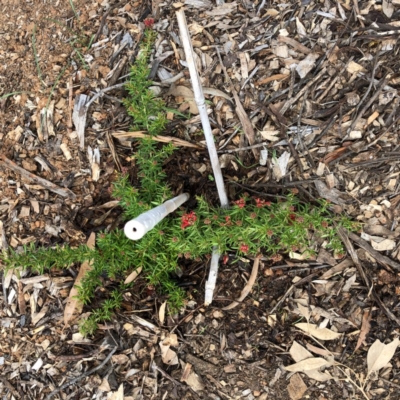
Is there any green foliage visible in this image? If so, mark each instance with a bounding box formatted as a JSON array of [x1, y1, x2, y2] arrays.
[[0, 27, 358, 336], [123, 30, 167, 136]]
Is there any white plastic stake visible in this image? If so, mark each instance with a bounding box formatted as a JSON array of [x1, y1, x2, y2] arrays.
[[176, 9, 229, 306], [124, 193, 190, 240], [176, 9, 228, 208]]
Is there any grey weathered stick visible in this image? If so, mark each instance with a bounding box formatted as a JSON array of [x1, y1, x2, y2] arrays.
[[45, 346, 117, 400], [343, 228, 400, 271], [0, 154, 76, 199]]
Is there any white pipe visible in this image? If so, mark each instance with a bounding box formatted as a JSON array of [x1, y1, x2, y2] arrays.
[[124, 193, 190, 240], [176, 9, 229, 208], [204, 249, 220, 306]]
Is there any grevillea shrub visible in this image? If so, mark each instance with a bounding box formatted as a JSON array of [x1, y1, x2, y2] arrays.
[[0, 27, 356, 335]]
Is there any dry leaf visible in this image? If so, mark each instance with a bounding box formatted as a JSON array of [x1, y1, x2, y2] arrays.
[[355, 309, 372, 353], [367, 338, 399, 375], [166, 85, 199, 114], [159, 301, 167, 325], [297, 303, 311, 323], [370, 238, 396, 251], [295, 323, 342, 340], [285, 357, 331, 372], [289, 341, 333, 382], [124, 266, 143, 284], [64, 232, 96, 325], [382, 0, 394, 18]]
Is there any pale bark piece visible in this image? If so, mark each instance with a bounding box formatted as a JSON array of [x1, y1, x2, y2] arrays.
[[288, 373, 308, 400], [278, 35, 311, 54], [204, 2, 237, 15], [0, 220, 8, 250], [64, 232, 96, 326], [160, 335, 179, 365], [72, 94, 89, 150], [87, 146, 101, 182], [296, 53, 319, 79], [60, 143, 72, 161], [295, 323, 342, 340], [314, 180, 350, 205], [367, 338, 399, 375]]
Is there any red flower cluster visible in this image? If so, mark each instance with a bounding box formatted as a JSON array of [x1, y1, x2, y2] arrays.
[[255, 198, 271, 208], [239, 243, 249, 254], [144, 18, 155, 28], [181, 211, 197, 229], [234, 198, 246, 208]]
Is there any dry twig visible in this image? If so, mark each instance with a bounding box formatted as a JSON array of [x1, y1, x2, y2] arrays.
[[45, 346, 118, 400], [0, 154, 76, 199]]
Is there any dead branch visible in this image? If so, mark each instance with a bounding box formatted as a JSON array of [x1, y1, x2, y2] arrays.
[[0, 154, 76, 199], [343, 228, 400, 271]]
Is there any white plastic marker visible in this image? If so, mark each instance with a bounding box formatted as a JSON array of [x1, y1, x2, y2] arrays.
[[124, 193, 190, 240]]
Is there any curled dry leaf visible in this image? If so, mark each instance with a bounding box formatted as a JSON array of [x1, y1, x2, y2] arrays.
[[64, 232, 96, 326], [285, 357, 332, 372], [367, 338, 399, 376], [355, 309, 372, 353], [295, 323, 342, 340]]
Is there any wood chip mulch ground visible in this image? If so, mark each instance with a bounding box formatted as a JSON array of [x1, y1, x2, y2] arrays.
[[2, 0, 400, 399]]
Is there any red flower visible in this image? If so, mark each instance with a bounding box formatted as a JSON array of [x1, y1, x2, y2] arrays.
[[239, 243, 249, 254], [224, 215, 233, 226], [255, 198, 271, 208], [144, 18, 155, 28], [267, 230, 273, 237], [289, 213, 296, 221], [222, 254, 229, 265], [250, 212, 257, 219], [181, 211, 197, 229], [234, 198, 246, 209]]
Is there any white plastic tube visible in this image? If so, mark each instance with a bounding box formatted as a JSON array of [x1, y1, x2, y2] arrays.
[[124, 193, 190, 240]]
